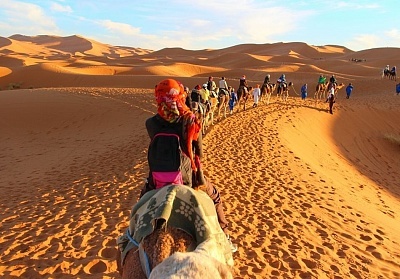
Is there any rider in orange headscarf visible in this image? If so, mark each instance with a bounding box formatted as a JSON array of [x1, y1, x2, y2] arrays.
[[154, 79, 201, 171], [141, 79, 237, 252]]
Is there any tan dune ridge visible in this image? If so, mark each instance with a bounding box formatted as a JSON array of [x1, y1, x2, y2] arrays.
[[0, 35, 400, 278]]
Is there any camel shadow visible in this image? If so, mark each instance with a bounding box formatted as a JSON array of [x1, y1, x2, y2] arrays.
[[298, 103, 329, 112], [271, 98, 329, 113]]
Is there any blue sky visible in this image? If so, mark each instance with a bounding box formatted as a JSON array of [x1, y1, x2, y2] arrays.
[[0, 0, 399, 51]]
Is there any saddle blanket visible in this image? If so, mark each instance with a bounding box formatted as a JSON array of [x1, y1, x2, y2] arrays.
[[117, 184, 231, 264]]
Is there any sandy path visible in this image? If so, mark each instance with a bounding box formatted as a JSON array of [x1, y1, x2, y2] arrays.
[[203, 96, 400, 278]]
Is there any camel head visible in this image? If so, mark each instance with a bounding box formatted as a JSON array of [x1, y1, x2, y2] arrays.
[[336, 83, 345, 90], [149, 238, 234, 279]]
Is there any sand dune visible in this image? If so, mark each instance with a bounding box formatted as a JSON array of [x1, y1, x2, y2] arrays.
[[0, 35, 399, 279], [2, 34, 399, 89]]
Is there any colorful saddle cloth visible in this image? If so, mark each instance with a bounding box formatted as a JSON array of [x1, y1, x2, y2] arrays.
[[117, 185, 232, 266]]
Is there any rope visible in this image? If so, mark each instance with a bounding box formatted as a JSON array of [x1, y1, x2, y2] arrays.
[[291, 84, 299, 96], [126, 228, 140, 247], [126, 228, 152, 278]]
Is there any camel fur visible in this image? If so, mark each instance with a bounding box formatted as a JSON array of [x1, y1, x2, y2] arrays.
[[117, 226, 194, 279], [149, 238, 234, 279]]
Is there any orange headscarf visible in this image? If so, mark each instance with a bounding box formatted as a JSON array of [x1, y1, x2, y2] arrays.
[[154, 79, 201, 171]]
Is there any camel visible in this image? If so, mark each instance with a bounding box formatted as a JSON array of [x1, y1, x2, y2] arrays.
[[190, 92, 218, 134], [314, 83, 345, 105], [314, 82, 328, 100], [236, 86, 250, 111], [116, 185, 234, 279], [190, 101, 207, 135], [205, 95, 219, 129], [382, 68, 397, 81], [276, 82, 293, 102], [260, 83, 276, 105], [332, 83, 346, 98], [216, 88, 230, 121]]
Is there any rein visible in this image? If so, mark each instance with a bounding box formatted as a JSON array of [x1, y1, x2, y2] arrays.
[[290, 83, 299, 96]]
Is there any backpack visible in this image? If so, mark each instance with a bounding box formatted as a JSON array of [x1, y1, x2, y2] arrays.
[[148, 129, 193, 189], [191, 89, 201, 102]]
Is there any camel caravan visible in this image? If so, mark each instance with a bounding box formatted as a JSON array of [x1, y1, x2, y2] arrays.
[[382, 65, 397, 81], [157, 73, 348, 137], [186, 73, 298, 128], [184, 73, 346, 134]]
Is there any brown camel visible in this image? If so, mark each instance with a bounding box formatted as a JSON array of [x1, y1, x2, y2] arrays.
[[277, 82, 293, 102], [236, 86, 250, 111], [190, 101, 207, 135], [315, 83, 345, 107], [190, 95, 218, 134], [116, 185, 234, 279], [205, 95, 219, 128], [217, 88, 230, 121], [331, 83, 345, 98], [117, 225, 195, 279], [314, 82, 328, 100], [260, 83, 276, 105]]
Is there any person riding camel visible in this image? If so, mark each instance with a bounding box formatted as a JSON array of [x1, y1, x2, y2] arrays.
[[277, 74, 287, 93], [238, 75, 248, 94], [329, 74, 337, 84], [200, 83, 210, 101], [263, 74, 272, 90], [200, 83, 212, 112], [191, 85, 202, 103], [328, 74, 337, 91], [184, 86, 191, 108], [318, 74, 327, 84], [207, 76, 217, 98], [264, 74, 271, 84], [218, 77, 229, 96]]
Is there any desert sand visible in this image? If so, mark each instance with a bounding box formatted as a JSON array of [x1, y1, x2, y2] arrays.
[[1, 35, 400, 278]]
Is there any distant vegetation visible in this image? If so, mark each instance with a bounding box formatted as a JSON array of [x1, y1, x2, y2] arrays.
[[384, 133, 400, 147], [7, 82, 22, 90]]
